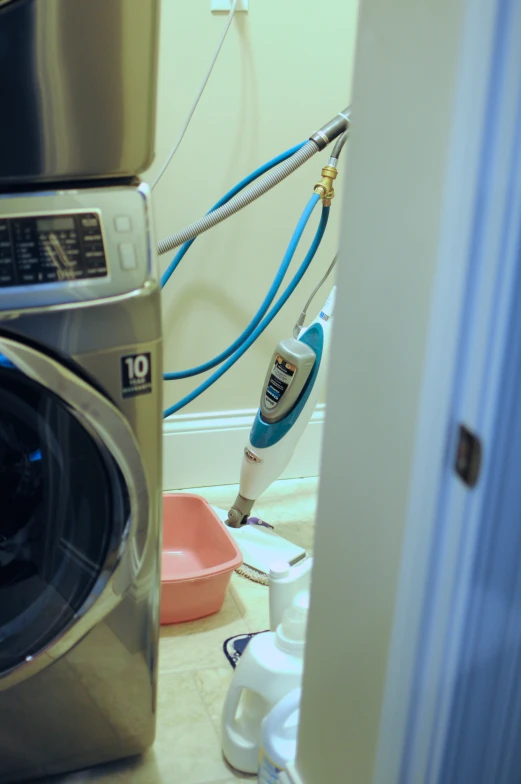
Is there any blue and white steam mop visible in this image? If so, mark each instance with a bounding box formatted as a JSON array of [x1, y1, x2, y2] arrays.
[[220, 285, 336, 576]]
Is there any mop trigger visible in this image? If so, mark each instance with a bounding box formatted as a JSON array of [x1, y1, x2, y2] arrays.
[[246, 517, 275, 530]]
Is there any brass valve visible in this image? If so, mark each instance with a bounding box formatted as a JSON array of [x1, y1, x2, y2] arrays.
[[314, 165, 338, 206]]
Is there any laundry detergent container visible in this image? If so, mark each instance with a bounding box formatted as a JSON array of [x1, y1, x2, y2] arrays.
[[161, 494, 243, 624]]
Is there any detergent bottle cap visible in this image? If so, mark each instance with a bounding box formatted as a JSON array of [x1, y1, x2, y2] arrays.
[[276, 590, 309, 655], [270, 561, 291, 580]]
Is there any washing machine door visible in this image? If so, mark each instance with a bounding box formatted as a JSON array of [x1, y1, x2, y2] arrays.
[[0, 336, 149, 686]]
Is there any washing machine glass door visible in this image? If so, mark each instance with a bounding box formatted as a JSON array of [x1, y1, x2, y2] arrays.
[[0, 348, 138, 678]]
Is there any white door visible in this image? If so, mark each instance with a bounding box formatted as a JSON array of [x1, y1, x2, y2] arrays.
[[291, 0, 521, 781]]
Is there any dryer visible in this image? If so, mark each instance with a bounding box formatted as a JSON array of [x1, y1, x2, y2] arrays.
[[0, 183, 163, 782], [0, 0, 160, 186]]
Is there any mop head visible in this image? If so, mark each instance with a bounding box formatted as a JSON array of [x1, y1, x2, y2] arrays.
[[212, 505, 306, 584], [235, 564, 270, 586]]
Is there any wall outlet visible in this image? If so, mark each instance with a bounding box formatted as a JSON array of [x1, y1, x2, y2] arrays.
[[211, 0, 248, 11]]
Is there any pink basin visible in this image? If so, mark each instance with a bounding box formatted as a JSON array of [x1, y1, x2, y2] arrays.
[[161, 493, 243, 624]]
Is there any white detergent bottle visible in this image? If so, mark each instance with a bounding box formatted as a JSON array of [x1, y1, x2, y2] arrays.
[[221, 591, 309, 774], [269, 558, 313, 631], [258, 688, 301, 783]]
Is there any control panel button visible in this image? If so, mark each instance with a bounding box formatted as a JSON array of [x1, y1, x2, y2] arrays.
[[119, 242, 138, 270], [81, 216, 99, 229], [115, 215, 132, 233]]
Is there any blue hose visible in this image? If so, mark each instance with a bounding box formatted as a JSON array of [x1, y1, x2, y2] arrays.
[[164, 193, 320, 380], [163, 202, 329, 418], [160, 141, 307, 289]]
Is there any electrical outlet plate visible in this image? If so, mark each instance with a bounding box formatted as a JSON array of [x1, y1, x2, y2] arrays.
[[211, 0, 248, 11]]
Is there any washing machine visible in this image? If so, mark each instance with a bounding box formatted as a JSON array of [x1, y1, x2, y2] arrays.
[[0, 183, 163, 782], [0, 1, 163, 781]]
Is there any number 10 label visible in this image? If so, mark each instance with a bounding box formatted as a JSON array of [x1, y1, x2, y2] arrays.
[[121, 352, 152, 398]]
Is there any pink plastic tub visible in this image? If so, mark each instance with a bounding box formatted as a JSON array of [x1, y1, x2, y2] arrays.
[[160, 493, 243, 624]]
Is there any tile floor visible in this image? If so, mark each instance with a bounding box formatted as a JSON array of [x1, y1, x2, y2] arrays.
[[45, 477, 318, 784]]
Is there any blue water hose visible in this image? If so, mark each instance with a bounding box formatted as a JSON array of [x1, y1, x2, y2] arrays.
[[163, 202, 329, 418], [160, 141, 306, 290], [164, 192, 319, 380]]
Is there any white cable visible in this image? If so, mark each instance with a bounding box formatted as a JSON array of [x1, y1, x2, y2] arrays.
[[152, 0, 238, 190]]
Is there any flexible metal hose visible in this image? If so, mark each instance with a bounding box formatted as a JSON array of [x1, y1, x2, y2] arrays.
[[330, 130, 349, 162], [157, 140, 319, 256], [293, 252, 338, 337]]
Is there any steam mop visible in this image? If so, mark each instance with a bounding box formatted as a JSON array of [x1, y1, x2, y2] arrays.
[[220, 285, 336, 579]]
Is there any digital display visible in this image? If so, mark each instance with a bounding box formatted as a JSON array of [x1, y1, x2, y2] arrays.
[[36, 217, 75, 232], [0, 212, 107, 288]]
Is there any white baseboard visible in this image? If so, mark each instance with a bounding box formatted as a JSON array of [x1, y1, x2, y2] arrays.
[[163, 404, 326, 490]]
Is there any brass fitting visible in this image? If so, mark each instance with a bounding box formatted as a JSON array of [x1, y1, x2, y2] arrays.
[[314, 165, 338, 206]]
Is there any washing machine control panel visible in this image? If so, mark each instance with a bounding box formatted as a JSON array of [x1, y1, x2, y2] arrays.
[[0, 211, 107, 287], [0, 184, 157, 313]]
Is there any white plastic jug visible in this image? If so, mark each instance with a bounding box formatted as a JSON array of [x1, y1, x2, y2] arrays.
[[269, 558, 313, 631], [258, 688, 301, 783], [221, 592, 309, 774]]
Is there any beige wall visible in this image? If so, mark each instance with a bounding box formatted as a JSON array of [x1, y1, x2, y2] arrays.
[[145, 0, 358, 415]]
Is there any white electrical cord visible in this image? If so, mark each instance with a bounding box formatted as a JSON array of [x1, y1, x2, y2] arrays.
[[152, 0, 238, 190]]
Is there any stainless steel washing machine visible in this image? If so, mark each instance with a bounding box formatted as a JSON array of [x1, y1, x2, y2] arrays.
[[0, 185, 163, 782], [0, 1, 163, 778]]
